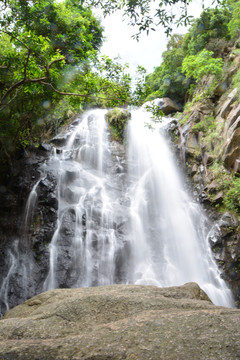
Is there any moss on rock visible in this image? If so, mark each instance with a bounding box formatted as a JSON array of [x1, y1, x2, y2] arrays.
[[105, 108, 131, 142]]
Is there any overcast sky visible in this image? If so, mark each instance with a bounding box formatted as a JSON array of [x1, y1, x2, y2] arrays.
[[96, 0, 211, 77]]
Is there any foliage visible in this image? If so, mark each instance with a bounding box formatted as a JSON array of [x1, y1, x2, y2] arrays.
[[93, 56, 132, 107], [182, 7, 231, 56], [144, 103, 164, 122], [144, 34, 189, 104], [143, 6, 236, 105], [208, 163, 240, 215], [206, 38, 229, 58], [0, 0, 134, 177], [224, 177, 240, 213], [182, 49, 223, 81], [192, 115, 216, 134], [84, 0, 224, 37], [105, 108, 131, 142], [227, 0, 240, 38], [131, 66, 149, 106], [143, 102, 164, 130]]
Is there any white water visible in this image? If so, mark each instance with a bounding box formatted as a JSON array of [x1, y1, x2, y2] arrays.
[[43, 107, 234, 306], [0, 106, 235, 314], [0, 176, 45, 316], [127, 107, 234, 306], [44, 109, 123, 290], [0, 240, 19, 316]]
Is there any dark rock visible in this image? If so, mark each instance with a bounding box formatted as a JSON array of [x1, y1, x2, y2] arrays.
[[211, 191, 224, 204], [203, 152, 215, 166], [223, 128, 240, 169], [209, 212, 240, 303], [198, 191, 211, 204], [207, 180, 221, 195], [191, 164, 198, 176], [50, 134, 69, 147], [38, 143, 52, 152]]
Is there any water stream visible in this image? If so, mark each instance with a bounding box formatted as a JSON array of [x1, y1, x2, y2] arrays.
[[0, 106, 234, 315], [127, 108, 234, 306]]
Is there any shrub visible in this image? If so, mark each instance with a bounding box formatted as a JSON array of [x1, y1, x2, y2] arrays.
[[224, 178, 240, 213], [192, 115, 216, 134], [105, 108, 131, 142], [182, 49, 223, 82]]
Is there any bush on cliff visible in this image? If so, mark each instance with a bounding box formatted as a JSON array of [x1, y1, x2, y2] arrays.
[[105, 108, 131, 142]]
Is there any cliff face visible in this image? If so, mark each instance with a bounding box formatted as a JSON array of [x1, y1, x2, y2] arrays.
[[1, 283, 240, 360], [177, 73, 240, 304], [0, 82, 239, 316], [0, 146, 58, 315]]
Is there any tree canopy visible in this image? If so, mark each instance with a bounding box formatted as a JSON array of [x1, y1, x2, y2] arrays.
[[0, 0, 132, 176], [143, 2, 239, 105], [84, 0, 224, 37]]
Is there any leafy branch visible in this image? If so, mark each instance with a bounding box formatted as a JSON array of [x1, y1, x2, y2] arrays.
[[40, 81, 118, 102], [0, 57, 66, 107]]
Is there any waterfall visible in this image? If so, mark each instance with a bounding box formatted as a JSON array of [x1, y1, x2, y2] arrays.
[[0, 175, 45, 316], [44, 109, 128, 290], [0, 106, 235, 315], [127, 107, 234, 307]]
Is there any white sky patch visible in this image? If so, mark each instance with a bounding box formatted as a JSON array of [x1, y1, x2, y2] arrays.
[[96, 0, 213, 77]]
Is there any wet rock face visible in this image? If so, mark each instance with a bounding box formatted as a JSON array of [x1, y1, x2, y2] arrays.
[[0, 146, 58, 316], [1, 283, 240, 360], [210, 212, 240, 305], [176, 88, 240, 305], [1, 111, 131, 316]]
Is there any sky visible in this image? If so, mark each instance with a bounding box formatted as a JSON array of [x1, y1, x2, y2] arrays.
[[95, 0, 211, 77]]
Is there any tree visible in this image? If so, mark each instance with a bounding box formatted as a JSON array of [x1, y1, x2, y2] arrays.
[[0, 0, 132, 177], [182, 7, 231, 56], [131, 65, 149, 105], [182, 49, 223, 81], [84, 0, 224, 37], [227, 0, 240, 38], [144, 34, 189, 103]]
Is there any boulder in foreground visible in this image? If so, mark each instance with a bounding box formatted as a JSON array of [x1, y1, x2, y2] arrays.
[[0, 283, 240, 360]]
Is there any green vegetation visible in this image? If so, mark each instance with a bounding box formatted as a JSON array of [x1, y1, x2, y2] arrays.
[[182, 50, 223, 82], [192, 115, 216, 134], [144, 34, 189, 104], [85, 0, 225, 37], [207, 163, 240, 216], [143, 4, 239, 105], [0, 0, 133, 180], [224, 178, 240, 213], [182, 7, 231, 56], [105, 108, 131, 142], [227, 0, 240, 38]]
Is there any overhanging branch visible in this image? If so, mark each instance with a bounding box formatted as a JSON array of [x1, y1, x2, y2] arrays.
[[40, 81, 118, 101], [0, 57, 66, 106]]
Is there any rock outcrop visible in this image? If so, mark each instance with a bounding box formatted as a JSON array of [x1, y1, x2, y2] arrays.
[[177, 83, 240, 305], [0, 146, 58, 316], [153, 97, 181, 114], [217, 89, 240, 172], [0, 283, 240, 360]]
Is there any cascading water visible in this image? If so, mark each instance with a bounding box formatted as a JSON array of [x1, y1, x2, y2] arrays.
[[0, 177, 44, 316], [0, 105, 235, 316], [127, 107, 234, 307], [43, 109, 129, 290]]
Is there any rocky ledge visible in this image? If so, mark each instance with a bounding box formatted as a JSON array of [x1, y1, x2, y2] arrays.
[[0, 283, 240, 360]]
